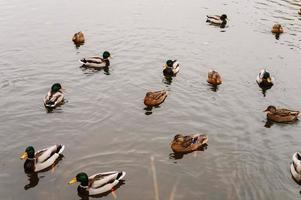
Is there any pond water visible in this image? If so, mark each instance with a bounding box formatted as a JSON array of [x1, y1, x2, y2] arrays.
[[1, 0, 301, 199]]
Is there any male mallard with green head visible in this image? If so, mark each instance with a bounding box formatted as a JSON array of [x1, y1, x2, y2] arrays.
[[163, 60, 179, 77], [68, 171, 126, 196], [264, 105, 299, 123], [256, 69, 274, 88], [206, 14, 228, 28], [20, 145, 65, 173], [80, 51, 111, 69], [144, 90, 167, 107], [171, 134, 208, 154], [44, 83, 64, 108]]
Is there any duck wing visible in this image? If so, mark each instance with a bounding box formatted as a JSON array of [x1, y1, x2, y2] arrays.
[[152, 91, 167, 100], [276, 109, 299, 116], [88, 171, 126, 195], [81, 57, 104, 64], [34, 145, 65, 172], [207, 15, 220, 20]]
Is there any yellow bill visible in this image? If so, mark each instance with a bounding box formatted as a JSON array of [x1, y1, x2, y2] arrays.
[[68, 177, 77, 185], [20, 152, 28, 160]]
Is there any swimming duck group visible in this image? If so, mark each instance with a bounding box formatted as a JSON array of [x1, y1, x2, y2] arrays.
[[20, 9, 301, 198]]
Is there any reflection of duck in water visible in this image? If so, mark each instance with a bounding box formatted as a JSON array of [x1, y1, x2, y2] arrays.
[[264, 105, 300, 123], [68, 171, 126, 196], [24, 173, 39, 190], [43, 83, 64, 109], [144, 90, 167, 107], [20, 145, 65, 173], [80, 51, 111, 69], [207, 70, 222, 86], [291, 152, 301, 183], [171, 134, 208, 154], [256, 69, 274, 89], [163, 60, 179, 77], [206, 14, 228, 28], [72, 31, 85, 46]]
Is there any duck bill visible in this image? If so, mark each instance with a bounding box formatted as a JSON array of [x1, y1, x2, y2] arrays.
[[263, 109, 268, 112], [267, 77, 272, 83], [68, 177, 77, 185], [20, 152, 28, 160], [163, 64, 167, 68]]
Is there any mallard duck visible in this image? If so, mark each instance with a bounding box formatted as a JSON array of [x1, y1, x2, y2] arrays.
[[72, 31, 85, 45], [271, 24, 283, 34], [144, 90, 167, 107], [256, 69, 274, 88], [171, 134, 208, 154], [291, 152, 301, 182], [163, 60, 179, 77], [80, 51, 111, 69], [264, 105, 300, 123], [43, 83, 64, 108], [68, 171, 126, 196], [207, 70, 222, 85], [20, 145, 65, 173], [206, 14, 228, 28]]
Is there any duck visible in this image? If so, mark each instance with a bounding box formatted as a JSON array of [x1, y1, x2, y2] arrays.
[[271, 24, 283, 34], [68, 171, 126, 196], [144, 90, 167, 107], [206, 14, 228, 28], [264, 105, 300, 123], [43, 83, 64, 109], [20, 145, 65, 173], [171, 134, 208, 154], [72, 31, 85, 45], [80, 51, 111, 69], [207, 70, 222, 85], [256, 69, 274, 88], [291, 152, 301, 182], [299, 9, 301, 15], [163, 60, 180, 77]]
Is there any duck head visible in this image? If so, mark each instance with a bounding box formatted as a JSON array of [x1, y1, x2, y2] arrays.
[[264, 105, 276, 113], [262, 70, 272, 83], [69, 172, 89, 187], [20, 146, 35, 160], [51, 83, 62, 93], [102, 51, 111, 60], [220, 14, 228, 21], [173, 134, 184, 143], [165, 60, 173, 68]]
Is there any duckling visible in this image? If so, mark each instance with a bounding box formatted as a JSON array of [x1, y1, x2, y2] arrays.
[[43, 83, 64, 108], [80, 51, 111, 69], [20, 145, 65, 173], [256, 69, 274, 88], [264, 105, 300, 123], [291, 152, 301, 182], [144, 90, 167, 107], [207, 70, 222, 85], [72, 32, 85, 45], [271, 24, 283, 34], [68, 171, 126, 196], [171, 134, 208, 154], [163, 60, 180, 77], [206, 14, 228, 28]]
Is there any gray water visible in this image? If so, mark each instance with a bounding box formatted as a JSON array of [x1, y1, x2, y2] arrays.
[[1, 0, 301, 199]]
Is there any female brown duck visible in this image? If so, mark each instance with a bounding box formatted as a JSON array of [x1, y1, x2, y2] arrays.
[[264, 105, 300, 123], [171, 134, 208, 154], [207, 70, 222, 85], [144, 90, 167, 107], [72, 31, 85, 45]]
